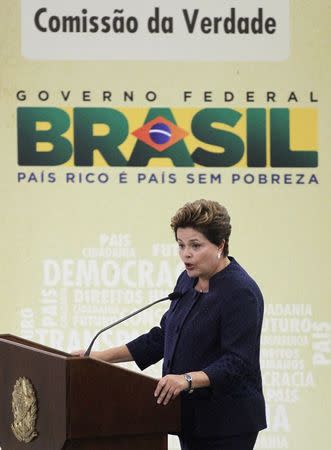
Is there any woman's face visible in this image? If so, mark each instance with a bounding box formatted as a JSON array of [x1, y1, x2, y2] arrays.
[[176, 227, 223, 280]]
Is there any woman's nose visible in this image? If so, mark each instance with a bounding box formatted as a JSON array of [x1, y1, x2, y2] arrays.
[[183, 248, 192, 259]]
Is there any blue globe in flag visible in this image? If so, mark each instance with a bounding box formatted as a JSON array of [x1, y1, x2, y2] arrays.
[[149, 122, 172, 145], [132, 116, 189, 152]]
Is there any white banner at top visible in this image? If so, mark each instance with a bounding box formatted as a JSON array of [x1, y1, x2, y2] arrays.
[[21, 0, 289, 61]]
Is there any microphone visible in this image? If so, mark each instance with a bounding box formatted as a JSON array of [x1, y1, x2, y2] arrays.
[[84, 291, 182, 357]]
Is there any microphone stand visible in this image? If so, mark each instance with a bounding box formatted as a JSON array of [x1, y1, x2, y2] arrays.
[[84, 292, 180, 357]]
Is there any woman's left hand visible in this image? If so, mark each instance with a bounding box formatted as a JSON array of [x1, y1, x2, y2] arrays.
[[154, 374, 188, 405]]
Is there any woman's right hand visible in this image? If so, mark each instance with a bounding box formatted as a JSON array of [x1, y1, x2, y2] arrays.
[[71, 349, 106, 360], [70, 345, 133, 363], [71, 349, 86, 357]]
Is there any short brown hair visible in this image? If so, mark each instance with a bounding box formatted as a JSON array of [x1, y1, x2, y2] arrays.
[[170, 199, 232, 256]]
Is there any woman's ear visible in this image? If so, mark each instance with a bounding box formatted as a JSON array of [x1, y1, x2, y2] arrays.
[[217, 240, 225, 259]]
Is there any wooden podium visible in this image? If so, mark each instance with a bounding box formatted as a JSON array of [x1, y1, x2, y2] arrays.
[[0, 335, 180, 450]]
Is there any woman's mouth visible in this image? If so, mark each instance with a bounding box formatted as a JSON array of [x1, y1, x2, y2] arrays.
[[185, 263, 194, 270]]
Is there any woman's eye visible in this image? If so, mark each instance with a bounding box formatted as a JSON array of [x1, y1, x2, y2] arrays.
[[192, 244, 201, 249]]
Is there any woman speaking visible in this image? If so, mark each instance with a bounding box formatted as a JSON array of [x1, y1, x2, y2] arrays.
[[81, 199, 267, 450]]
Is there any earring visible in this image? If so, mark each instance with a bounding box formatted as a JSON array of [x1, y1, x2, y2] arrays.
[[217, 252, 222, 259]]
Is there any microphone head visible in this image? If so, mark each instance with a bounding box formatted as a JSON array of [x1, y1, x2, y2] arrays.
[[168, 291, 182, 301]]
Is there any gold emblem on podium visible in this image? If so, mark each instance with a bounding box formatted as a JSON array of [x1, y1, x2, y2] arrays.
[[11, 377, 38, 443]]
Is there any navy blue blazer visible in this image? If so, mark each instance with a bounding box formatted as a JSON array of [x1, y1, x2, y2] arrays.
[[127, 258, 267, 438]]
